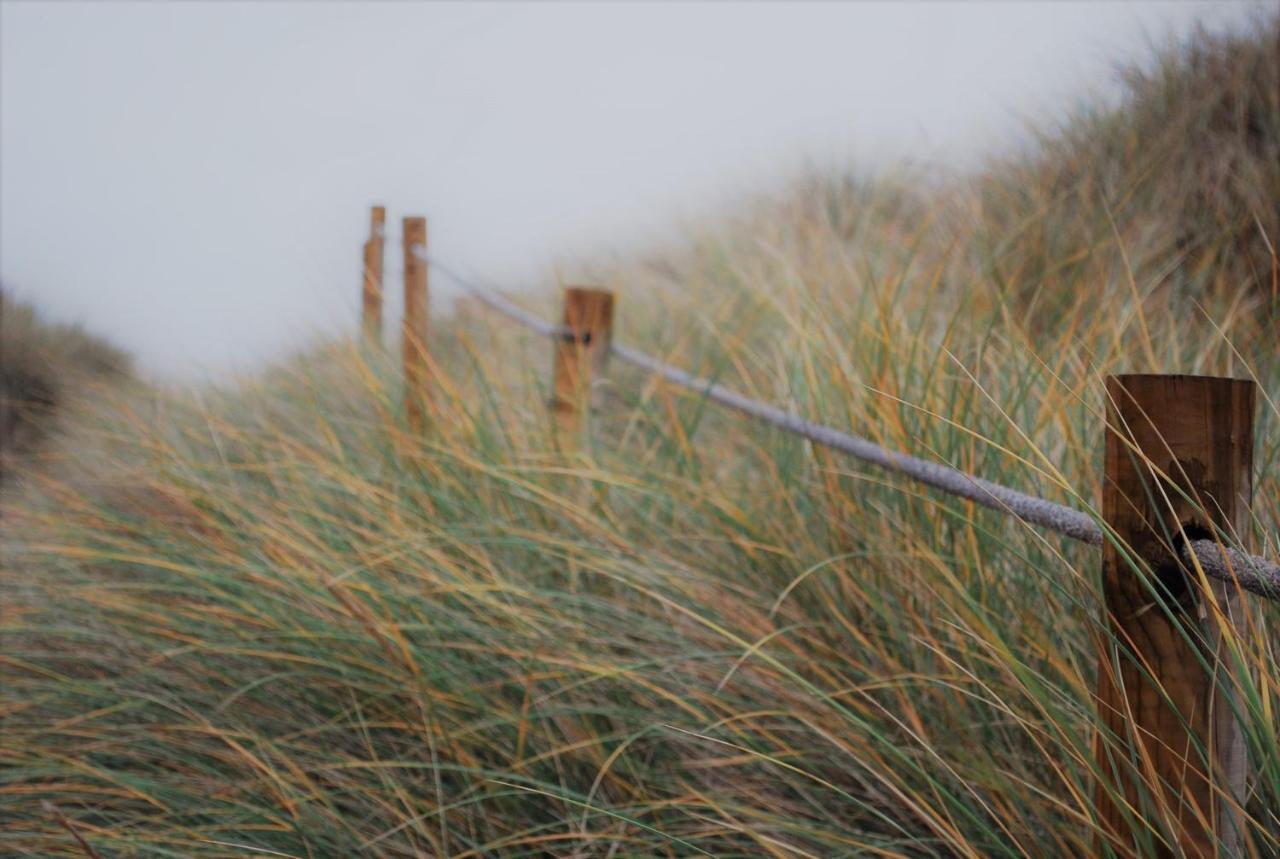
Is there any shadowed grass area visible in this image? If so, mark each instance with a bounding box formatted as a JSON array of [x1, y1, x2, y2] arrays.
[[2, 17, 1279, 859], [0, 291, 133, 482]]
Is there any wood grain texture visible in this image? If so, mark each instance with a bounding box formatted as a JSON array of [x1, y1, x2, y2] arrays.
[[362, 205, 386, 340], [401, 216, 428, 432], [1095, 374, 1254, 858], [551, 287, 614, 437]]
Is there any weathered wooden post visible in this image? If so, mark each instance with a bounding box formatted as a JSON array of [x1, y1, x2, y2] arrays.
[[551, 287, 614, 439], [1095, 374, 1254, 858], [362, 205, 386, 341], [402, 216, 429, 432]]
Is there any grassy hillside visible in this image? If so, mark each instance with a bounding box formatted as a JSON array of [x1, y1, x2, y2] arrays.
[[3, 18, 1279, 858], [0, 291, 132, 483], [977, 15, 1279, 320]]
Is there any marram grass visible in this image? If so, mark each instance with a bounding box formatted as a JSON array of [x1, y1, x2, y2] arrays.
[[3, 19, 1280, 859]]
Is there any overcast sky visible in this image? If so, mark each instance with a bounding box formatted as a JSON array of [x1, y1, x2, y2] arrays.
[[0, 1, 1265, 379]]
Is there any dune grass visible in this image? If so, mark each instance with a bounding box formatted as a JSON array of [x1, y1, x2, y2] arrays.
[[3, 17, 1280, 859], [0, 292, 133, 481]]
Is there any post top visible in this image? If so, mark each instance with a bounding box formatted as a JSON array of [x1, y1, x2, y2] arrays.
[[1108, 373, 1254, 385], [402, 216, 427, 242], [563, 286, 614, 300]]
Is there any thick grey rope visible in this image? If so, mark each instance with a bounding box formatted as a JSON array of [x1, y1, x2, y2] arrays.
[[418, 251, 564, 339], [609, 343, 1280, 596], [424, 256, 1280, 598], [610, 341, 1105, 542]]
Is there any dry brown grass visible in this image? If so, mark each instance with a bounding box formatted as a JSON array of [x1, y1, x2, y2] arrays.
[[0, 290, 132, 482], [1, 16, 1278, 858]]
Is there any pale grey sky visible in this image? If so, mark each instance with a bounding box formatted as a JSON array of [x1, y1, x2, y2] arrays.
[[0, 1, 1265, 379]]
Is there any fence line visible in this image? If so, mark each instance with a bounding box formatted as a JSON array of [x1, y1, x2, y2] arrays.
[[404, 229, 1280, 856], [418, 247, 1280, 598], [390, 223, 1280, 853]]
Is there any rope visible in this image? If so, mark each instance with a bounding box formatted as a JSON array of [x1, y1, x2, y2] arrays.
[[421, 250, 1280, 599], [610, 342, 1104, 541], [424, 252, 565, 339]]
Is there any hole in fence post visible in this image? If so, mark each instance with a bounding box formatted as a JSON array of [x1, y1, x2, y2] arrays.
[[1095, 373, 1254, 858], [362, 205, 386, 343], [402, 216, 429, 433], [551, 286, 614, 444]]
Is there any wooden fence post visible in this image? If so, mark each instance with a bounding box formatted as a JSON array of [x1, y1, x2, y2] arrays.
[[402, 216, 429, 432], [362, 205, 386, 341], [551, 286, 614, 438], [1095, 374, 1254, 858]]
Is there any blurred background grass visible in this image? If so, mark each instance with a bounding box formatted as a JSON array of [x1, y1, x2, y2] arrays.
[[2, 16, 1278, 858]]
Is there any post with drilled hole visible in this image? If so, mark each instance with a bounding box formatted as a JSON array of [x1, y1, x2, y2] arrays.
[[402, 216, 429, 432], [362, 205, 386, 341], [551, 287, 614, 440], [1095, 374, 1254, 858]]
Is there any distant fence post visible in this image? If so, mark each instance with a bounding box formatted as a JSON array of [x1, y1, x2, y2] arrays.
[[402, 216, 429, 432], [1095, 374, 1254, 858], [551, 286, 614, 439], [362, 205, 386, 341]]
